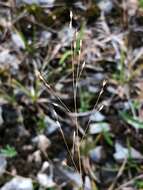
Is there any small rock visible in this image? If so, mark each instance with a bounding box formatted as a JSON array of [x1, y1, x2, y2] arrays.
[[89, 122, 110, 134], [93, 73, 105, 81], [0, 50, 20, 71], [89, 146, 104, 163], [62, 169, 83, 187], [11, 32, 25, 49], [84, 176, 91, 190], [39, 0, 55, 5], [40, 161, 50, 172], [32, 134, 51, 154], [39, 31, 52, 46], [0, 155, 7, 176], [28, 150, 42, 163], [55, 83, 63, 91], [44, 116, 59, 135], [74, 1, 87, 11], [88, 85, 99, 93], [59, 26, 75, 47], [97, 0, 113, 14], [16, 0, 55, 6], [1, 176, 33, 190], [89, 111, 105, 122], [37, 161, 55, 188], [37, 173, 55, 188], [113, 142, 143, 162], [107, 86, 117, 94]]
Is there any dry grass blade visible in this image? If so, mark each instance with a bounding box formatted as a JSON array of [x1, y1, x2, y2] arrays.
[[80, 80, 107, 145], [37, 70, 71, 113], [53, 109, 79, 172], [108, 158, 127, 190], [70, 11, 83, 176], [117, 174, 143, 190]]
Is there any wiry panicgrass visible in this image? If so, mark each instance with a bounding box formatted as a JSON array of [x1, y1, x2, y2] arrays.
[[37, 10, 106, 188]]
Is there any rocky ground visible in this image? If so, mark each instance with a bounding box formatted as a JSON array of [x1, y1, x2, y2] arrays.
[[1, 0, 143, 190]]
